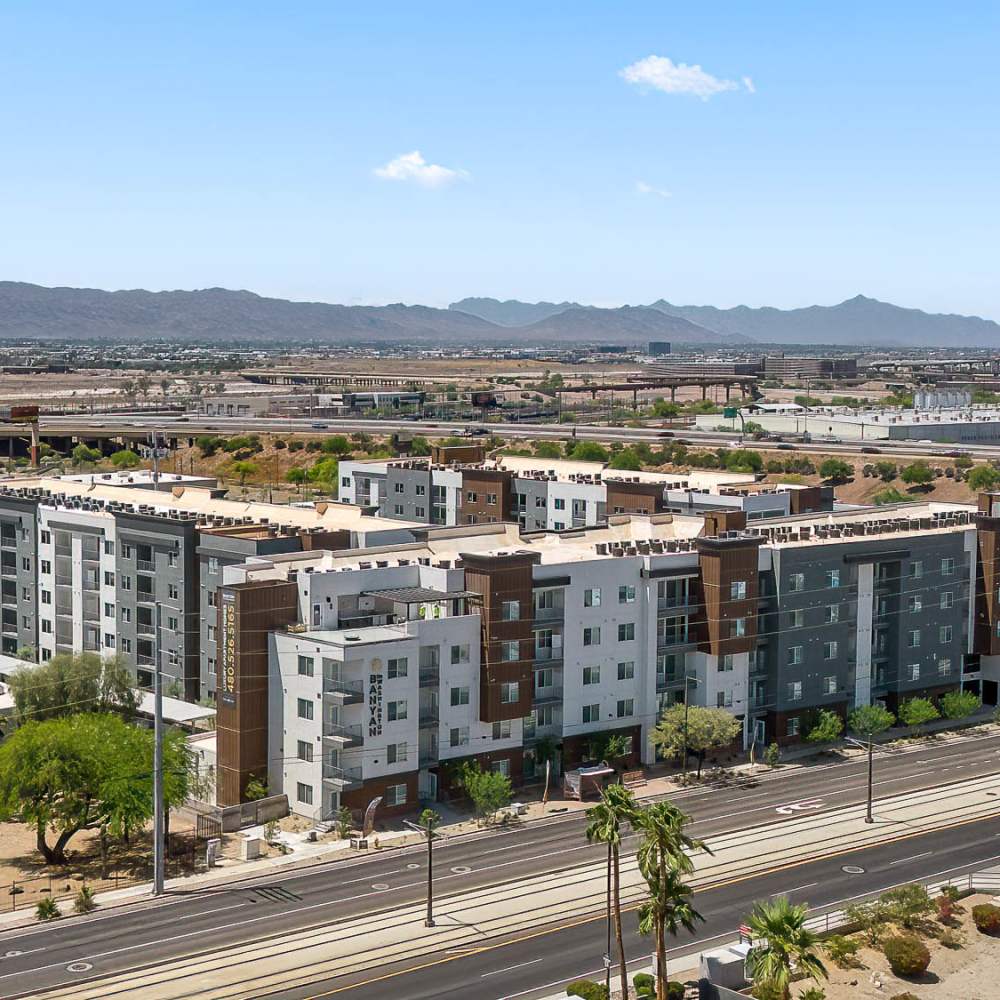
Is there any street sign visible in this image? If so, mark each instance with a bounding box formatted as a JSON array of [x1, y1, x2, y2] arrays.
[[723, 407, 738, 419]]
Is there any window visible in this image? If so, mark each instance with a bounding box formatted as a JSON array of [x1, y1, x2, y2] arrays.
[[582, 704, 600, 724], [824, 675, 837, 695], [500, 682, 519, 704], [450, 686, 470, 707], [122, 544, 133, 560], [415, 506, 425, 518], [104, 571, 115, 586], [535, 667, 554, 690], [387, 700, 407, 721], [388, 657, 408, 678], [393, 504, 404, 516], [121, 576, 131, 592], [938, 658, 952, 676], [787, 681, 803, 701], [617, 623, 635, 641], [41, 619, 53, 635], [789, 609, 804, 628], [486, 493, 498, 506], [908, 630, 921, 648], [911, 560, 923, 579], [554, 498, 566, 511], [617, 660, 635, 680], [387, 742, 408, 764], [466, 491, 478, 503], [908, 662, 920, 681], [940, 625, 953, 644], [394, 482, 405, 494], [121, 607, 132, 623], [535, 495, 545, 508], [501, 600, 520, 621], [730, 618, 747, 638], [826, 569, 841, 588], [207, 557, 219, 575], [500, 640, 520, 662], [492, 720, 512, 740], [298, 655, 314, 677], [619, 585, 636, 604], [296, 783, 313, 805], [415, 484, 426, 496], [41, 590, 52, 605], [789, 573, 805, 593], [206, 624, 216, 641], [297, 698, 314, 720], [342, 476, 350, 488], [941, 591, 954, 610], [823, 640, 838, 660], [104, 633, 115, 649], [120, 637, 131, 653], [716, 690, 733, 708], [103, 539, 114, 556], [583, 626, 601, 646], [908, 595, 922, 613], [297, 740, 313, 762], [449, 727, 469, 747], [730, 580, 747, 600], [584, 588, 602, 608], [583, 665, 601, 685], [786, 717, 800, 737], [492, 758, 511, 777], [449, 644, 469, 666], [535, 704, 554, 727], [825, 604, 840, 624], [40, 529, 50, 544], [617, 698, 634, 718], [942, 557, 956, 576], [788, 645, 803, 666]]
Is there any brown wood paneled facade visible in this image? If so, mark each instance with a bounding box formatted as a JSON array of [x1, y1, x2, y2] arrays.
[[695, 535, 762, 656], [431, 443, 486, 465], [216, 579, 299, 806], [975, 502, 1000, 655], [605, 478, 665, 516], [562, 724, 642, 772], [436, 748, 525, 799], [462, 551, 537, 722], [460, 469, 514, 525], [788, 485, 834, 515], [342, 770, 419, 819]]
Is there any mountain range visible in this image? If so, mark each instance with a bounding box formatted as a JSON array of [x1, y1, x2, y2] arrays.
[[0, 281, 996, 347], [451, 295, 1000, 347]]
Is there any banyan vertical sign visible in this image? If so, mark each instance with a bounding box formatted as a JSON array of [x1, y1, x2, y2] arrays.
[[220, 590, 237, 708]]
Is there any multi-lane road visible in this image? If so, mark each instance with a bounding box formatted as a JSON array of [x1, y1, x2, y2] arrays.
[[6, 727, 1000, 999], [26, 412, 1000, 462]]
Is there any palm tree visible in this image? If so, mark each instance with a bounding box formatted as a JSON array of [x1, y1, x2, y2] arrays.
[[585, 783, 637, 1000], [745, 897, 827, 1000], [633, 802, 710, 999]]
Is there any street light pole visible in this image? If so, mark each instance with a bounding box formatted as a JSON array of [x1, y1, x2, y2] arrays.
[[152, 601, 165, 895], [605, 842, 612, 999], [866, 735, 874, 824], [681, 674, 698, 778], [405, 810, 441, 928]]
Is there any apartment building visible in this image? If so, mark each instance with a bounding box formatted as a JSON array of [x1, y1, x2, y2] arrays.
[[212, 498, 982, 821], [338, 454, 831, 532], [0, 475, 421, 698]]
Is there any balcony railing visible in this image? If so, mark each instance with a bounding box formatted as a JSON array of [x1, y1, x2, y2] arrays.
[[419, 666, 440, 685], [533, 605, 564, 622], [532, 684, 563, 704], [323, 724, 364, 748], [533, 646, 562, 662], [322, 763, 362, 787], [137, 654, 155, 666], [322, 676, 364, 703], [137, 559, 155, 572], [419, 703, 439, 726]]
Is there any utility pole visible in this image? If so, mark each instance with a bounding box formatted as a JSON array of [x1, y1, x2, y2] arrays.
[[604, 841, 612, 999], [681, 674, 698, 778], [866, 735, 874, 824], [404, 809, 441, 927], [152, 600, 165, 895]]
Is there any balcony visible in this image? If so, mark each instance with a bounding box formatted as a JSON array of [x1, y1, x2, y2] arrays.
[[657, 630, 690, 649], [322, 763, 362, 789], [419, 666, 440, 686], [322, 676, 364, 705], [137, 559, 156, 572], [419, 703, 439, 726], [532, 683, 563, 705], [137, 621, 155, 636], [323, 724, 364, 749], [137, 654, 155, 666], [656, 672, 686, 689], [533, 645, 563, 663], [658, 596, 692, 612], [533, 605, 564, 623]]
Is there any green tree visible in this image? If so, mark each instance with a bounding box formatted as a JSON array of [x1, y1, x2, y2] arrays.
[[724, 449, 764, 474], [900, 461, 935, 487], [819, 458, 852, 482], [307, 457, 339, 492], [244, 775, 268, 801], [586, 784, 638, 1000], [409, 436, 431, 456], [109, 449, 142, 470], [458, 762, 511, 825], [231, 460, 258, 488], [968, 465, 1000, 492], [320, 435, 351, 455], [71, 443, 102, 467], [880, 883, 933, 930], [940, 689, 981, 720], [874, 461, 898, 482], [195, 435, 223, 457], [7, 653, 138, 726], [806, 709, 844, 744], [745, 897, 828, 1000], [649, 704, 741, 778], [0, 714, 188, 865], [569, 441, 609, 463], [872, 487, 910, 506], [607, 448, 642, 471], [898, 697, 940, 736], [652, 401, 681, 418], [533, 441, 562, 460], [633, 801, 708, 998], [285, 467, 307, 485], [848, 704, 896, 737]]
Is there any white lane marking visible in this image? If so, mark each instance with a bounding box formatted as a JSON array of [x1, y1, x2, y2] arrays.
[[775, 798, 824, 815], [889, 851, 933, 866], [881, 771, 934, 783], [786, 882, 818, 894], [482, 958, 544, 978]]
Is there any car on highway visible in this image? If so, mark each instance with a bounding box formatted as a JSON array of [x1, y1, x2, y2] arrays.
[[860, 446, 881, 454], [776, 443, 796, 450], [311, 422, 329, 429]]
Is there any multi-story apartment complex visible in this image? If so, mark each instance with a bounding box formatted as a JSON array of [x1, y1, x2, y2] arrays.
[[339, 454, 834, 531], [0, 474, 420, 698], [212, 497, 987, 822]]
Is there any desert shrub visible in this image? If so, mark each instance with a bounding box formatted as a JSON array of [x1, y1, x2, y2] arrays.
[[889, 994, 921, 1000], [882, 934, 930, 976], [797, 989, 826, 1000], [36, 896, 59, 921], [938, 928, 964, 949], [824, 934, 861, 967], [666, 984, 684, 1000], [633, 973, 654, 997], [73, 885, 96, 914], [565, 981, 608, 1000], [845, 899, 890, 945], [880, 883, 933, 929], [972, 902, 1000, 934]]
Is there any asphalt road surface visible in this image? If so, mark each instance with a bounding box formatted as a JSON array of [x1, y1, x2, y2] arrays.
[[4, 728, 1000, 998]]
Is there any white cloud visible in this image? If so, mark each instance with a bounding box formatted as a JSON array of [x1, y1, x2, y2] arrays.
[[742, 75, 756, 94], [619, 55, 752, 100], [636, 180, 672, 199], [373, 151, 469, 188]]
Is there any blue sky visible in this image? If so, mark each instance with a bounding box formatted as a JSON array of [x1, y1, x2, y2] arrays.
[[2, 2, 998, 317]]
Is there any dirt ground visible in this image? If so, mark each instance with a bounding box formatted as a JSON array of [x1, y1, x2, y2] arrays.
[[815, 892, 1000, 1000]]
